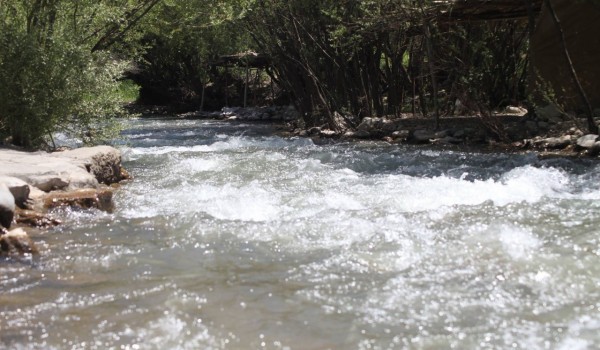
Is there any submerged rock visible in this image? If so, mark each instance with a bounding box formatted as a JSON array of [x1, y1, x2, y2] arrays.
[[44, 188, 114, 213], [0, 228, 38, 257], [15, 209, 62, 228]]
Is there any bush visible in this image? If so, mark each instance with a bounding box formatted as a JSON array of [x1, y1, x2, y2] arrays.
[[0, 24, 128, 148]]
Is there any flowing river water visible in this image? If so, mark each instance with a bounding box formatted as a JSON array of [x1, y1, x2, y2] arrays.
[[2, 118, 600, 349]]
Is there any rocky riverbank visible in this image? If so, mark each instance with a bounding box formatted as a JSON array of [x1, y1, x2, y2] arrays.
[[0, 146, 128, 258], [158, 105, 600, 157]]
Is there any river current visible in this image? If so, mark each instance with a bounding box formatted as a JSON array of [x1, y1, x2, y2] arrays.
[[2, 118, 600, 349]]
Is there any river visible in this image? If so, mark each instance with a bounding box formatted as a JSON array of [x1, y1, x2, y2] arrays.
[[2, 118, 600, 349]]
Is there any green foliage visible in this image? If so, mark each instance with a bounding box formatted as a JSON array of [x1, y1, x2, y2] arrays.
[[0, 28, 128, 147], [131, 0, 254, 107], [0, 0, 158, 148], [117, 80, 141, 103], [0, 0, 545, 143]]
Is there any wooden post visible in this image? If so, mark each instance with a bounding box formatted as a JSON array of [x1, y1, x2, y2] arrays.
[[270, 71, 275, 106], [225, 66, 229, 107], [423, 22, 440, 129], [244, 61, 250, 108], [200, 82, 205, 111]]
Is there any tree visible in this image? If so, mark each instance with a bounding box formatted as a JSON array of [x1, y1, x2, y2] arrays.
[[0, 0, 159, 148]]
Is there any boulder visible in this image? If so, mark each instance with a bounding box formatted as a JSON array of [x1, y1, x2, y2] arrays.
[[0, 176, 31, 208], [307, 127, 322, 136], [319, 129, 337, 137], [0, 146, 125, 191], [568, 127, 584, 137], [221, 107, 241, 116], [0, 183, 15, 229], [541, 135, 572, 149], [357, 117, 382, 132], [576, 134, 599, 149], [381, 120, 401, 133], [353, 130, 371, 138], [392, 130, 410, 140], [411, 130, 436, 144], [504, 106, 528, 116], [52, 146, 125, 185]]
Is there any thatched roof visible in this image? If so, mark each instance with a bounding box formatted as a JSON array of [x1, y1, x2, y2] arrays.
[[212, 51, 271, 68]]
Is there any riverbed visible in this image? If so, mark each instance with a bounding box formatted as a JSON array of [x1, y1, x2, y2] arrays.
[[2, 118, 600, 349]]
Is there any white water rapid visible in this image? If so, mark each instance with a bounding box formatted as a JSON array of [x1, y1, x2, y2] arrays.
[[2, 118, 600, 349]]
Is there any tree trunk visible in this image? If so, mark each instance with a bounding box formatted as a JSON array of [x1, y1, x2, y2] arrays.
[[545, 0, 598, 134]]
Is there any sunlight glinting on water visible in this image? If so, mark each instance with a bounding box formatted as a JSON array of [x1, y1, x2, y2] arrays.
[[2, 118, 600, 349]]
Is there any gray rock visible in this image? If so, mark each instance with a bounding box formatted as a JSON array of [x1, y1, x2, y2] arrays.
[[353, 130, 371, 139], [411, 130, 435, 143], [48, 146, 124, 186], [381, 120, 401, 133], [221, 107, 241, 116], [357, 117, 380, 132], [319, 129, 337, 137], [504, 106, 528, 116], [0, 146, 124, 192], [307, 127, 322, 136], [392, 130, 410, 140], [0, 176, 30, 208], [0, 183, 15, 229], [342, 131, 357, 138], [576, 134, 599, 149], [29, 176, 70, 192], [542, 135, 572, 149], [569, 127, 584, 136]]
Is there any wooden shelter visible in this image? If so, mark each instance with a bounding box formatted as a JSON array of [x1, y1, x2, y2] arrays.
[[530, 0, 600, 112], [434, 0, 600, 112], [434, 0, 543, 22]]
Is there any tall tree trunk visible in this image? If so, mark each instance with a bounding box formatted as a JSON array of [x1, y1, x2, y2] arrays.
[[545, 0, 598, 134]]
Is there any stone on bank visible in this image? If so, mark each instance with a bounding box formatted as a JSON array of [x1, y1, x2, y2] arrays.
[[0, 146, 128, 258]]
